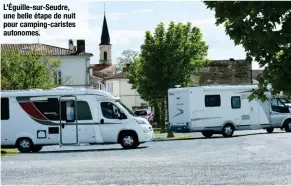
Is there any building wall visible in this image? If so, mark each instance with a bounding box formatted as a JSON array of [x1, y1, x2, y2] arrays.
[[104, 78, 148, 111], [196, 60, 252, 85], [52, 56, 90, 87]]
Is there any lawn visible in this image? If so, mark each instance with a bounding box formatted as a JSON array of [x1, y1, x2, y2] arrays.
[[1, 149, 19, 156]]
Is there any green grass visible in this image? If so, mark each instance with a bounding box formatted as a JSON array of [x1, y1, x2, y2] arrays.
[[1, 149, 19, 156], [153, 129, 167, 134]]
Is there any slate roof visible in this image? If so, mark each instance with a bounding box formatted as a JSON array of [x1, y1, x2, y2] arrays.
[[1, 43, 93, 56], [100, 15, 110, 45]]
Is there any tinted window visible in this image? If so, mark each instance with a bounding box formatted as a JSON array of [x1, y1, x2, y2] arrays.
[[1, 98, 9, 120], [101, 102, 120, 119], [76, 101, 92, 120], [231, 96, 241, 109], [32, 99, 92, 120], [205, 95, 221, 107]]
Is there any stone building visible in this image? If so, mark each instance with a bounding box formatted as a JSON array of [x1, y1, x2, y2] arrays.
[[191, 58, 252, 86]]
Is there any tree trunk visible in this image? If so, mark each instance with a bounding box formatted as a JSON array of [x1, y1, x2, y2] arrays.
[[166, 95, 174, 138], [160, 100, 166, 133], [153, 102, 160, 128]]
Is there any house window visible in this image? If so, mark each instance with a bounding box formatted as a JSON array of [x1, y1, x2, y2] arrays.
[[54, 70, 62, 85], [104, 51, 107, 61], [231, 96, 241, 109], [106, 82, 113, 93], [205, 95, 221, 107], [1, 98, 10, 120]]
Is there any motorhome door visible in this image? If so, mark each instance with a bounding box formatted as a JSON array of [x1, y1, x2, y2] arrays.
[[59, 96, 79, 145]]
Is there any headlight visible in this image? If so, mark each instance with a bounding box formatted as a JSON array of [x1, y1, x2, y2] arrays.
[[135, 119, 147, 124]]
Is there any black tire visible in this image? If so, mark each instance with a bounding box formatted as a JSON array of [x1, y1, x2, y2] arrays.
[[222, 124, 234, 137], [120, 133, 139, 149], [284, 120, 291, 133], [266, 128, 274, 133], [17, 138, 33, 153], [202, 131, 213, 138], [31, 145, 43, 153]]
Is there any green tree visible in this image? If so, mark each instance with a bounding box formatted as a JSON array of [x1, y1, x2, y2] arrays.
[[1, 49, 61, 90], [204, 1, 291, 100], [127, 21, 209, 135], [116, 50, 139, 73]]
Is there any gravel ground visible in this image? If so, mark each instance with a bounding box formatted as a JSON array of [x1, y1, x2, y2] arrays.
[[2, 129, 291, 185]]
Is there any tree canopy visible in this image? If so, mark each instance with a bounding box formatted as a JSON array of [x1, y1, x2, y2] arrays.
[[1, 49, 61, 90], [115, 50, 139, 73], [204, 1, 291, 99], [127, 21, 210, 131]]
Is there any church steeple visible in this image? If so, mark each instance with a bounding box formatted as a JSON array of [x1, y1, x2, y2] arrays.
[[99, 3, 112, 65], [100, 5, 110, 45]]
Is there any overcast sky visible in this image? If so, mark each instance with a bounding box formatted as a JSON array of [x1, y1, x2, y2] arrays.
[[1, 0, 262, 69]]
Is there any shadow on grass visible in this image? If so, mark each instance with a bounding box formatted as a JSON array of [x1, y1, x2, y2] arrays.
[[1, 149, 19, 156], [153, 131, 287, 142], [34, 146, 148, 154]]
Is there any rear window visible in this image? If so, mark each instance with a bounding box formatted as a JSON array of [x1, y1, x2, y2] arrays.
[[134, 110, 148, 116], [1, 98, 10, 120]]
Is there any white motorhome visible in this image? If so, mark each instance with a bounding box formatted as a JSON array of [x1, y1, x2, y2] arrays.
[[168, 85, 291, 138], [1, 87, 154, 153]]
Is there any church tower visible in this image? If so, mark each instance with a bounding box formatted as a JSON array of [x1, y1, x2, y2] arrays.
[[99, 6, 112, 65]]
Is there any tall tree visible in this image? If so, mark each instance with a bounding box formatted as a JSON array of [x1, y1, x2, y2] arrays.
[[127, 21, 209, 135], [116, 50, 139, 73], [204, 1, 291, 99], [1, 49, 61, 90]]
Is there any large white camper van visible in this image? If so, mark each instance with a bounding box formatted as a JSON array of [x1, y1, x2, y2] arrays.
[[1, 87, 154, 153], [168, 85, 291, 137]]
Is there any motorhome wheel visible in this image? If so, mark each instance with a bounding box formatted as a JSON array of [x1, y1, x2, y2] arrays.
[[120, 134, 139, 149], [17, 138, 33, 153], [222, 124, 234, 137], [266, 128, 274, 133], [202, 131, 213, 138], [285, 120, 291, 132]]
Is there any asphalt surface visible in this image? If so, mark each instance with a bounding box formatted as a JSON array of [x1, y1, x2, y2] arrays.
[[2, 129, 291, 185]]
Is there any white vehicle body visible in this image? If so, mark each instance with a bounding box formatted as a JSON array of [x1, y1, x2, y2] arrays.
[[1, 87, 154, 152], [168, 85, 291, 137]]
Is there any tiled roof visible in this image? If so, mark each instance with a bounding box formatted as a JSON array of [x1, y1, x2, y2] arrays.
[[104, 72, 126, 80], [1, 43, 93, 56], [93, 71, 110, 79]]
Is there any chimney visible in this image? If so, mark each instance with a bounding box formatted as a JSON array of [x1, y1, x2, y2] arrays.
[[68, 39, 74, 50], [77, 39, 85, 53]]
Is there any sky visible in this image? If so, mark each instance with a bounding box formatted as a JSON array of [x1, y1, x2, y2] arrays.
[[1, 0, 262, 69]]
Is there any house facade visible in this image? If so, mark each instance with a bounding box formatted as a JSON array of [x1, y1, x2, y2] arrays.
[[103, 72, 149, 111], [1, 40, 93, 88]]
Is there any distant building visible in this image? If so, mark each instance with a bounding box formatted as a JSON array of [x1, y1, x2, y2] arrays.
[[1, 40, 93, 88], [192, 58, 252, 86]]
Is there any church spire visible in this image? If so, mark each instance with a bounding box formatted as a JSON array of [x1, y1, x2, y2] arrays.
[[100, 3, 110, 45]]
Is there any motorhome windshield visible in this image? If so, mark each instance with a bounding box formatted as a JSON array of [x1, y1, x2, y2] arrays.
[[116, 101, 135, 116]]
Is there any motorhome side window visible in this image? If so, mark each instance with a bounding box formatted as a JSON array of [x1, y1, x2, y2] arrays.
[[100, 102, 120, 119], [60, 101, 93, 120], [1, 98, 9, 120], [32, 99, 92, 120], [205, 95, 221, 107], [231, 96, 241, 109], [271, 98, 289, 113]]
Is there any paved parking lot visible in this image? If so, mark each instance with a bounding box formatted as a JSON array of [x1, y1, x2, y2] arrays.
[[2, 130, 291, 185]]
